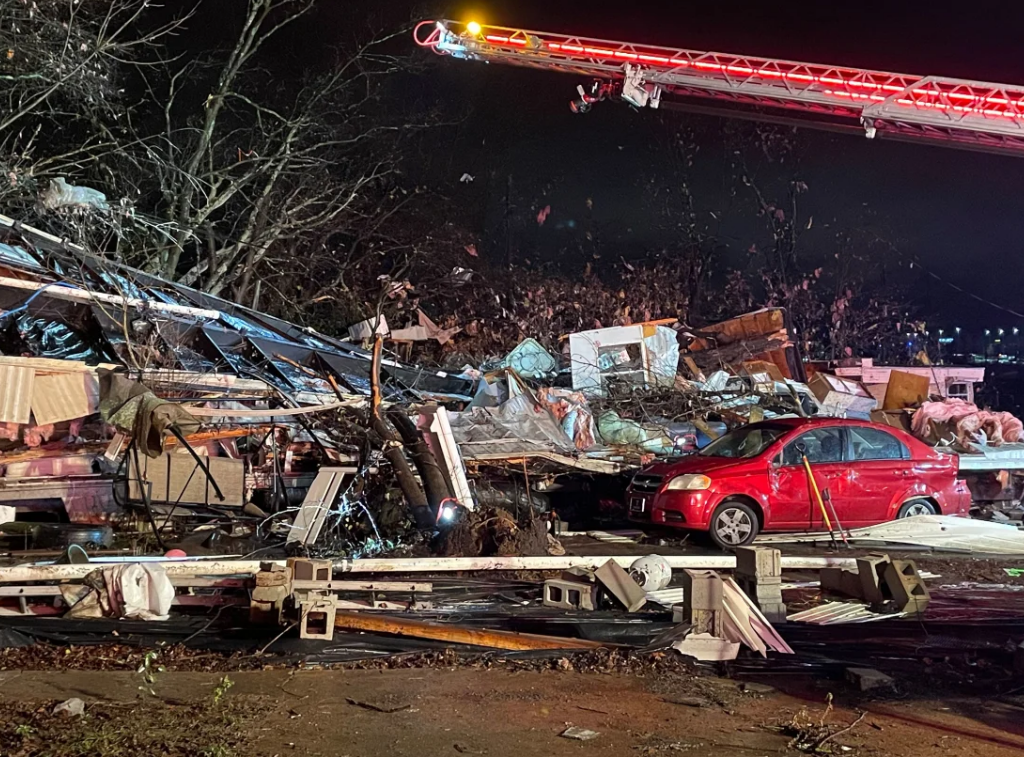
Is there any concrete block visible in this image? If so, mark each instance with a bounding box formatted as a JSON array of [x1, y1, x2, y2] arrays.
[[846, 667, 894, 692], [249, 600, 278, 624], [672, 633, 739, 661], [841, 569, 863, 599], [821, 568, 862, 599], [287, 557, 332, 583], [252, 584, 289, 603], [682, 569, 724, 612], [856, 554, 892, 605], [673, 601, 724, 635], [737, 577, 783, 602], [543, 576, 599, 611], [250, 584, 288, 624], [298, 594, 337, 640], [758, 602, 788, 625], [883, 560, 930, 615], [689, 608, 724, 637], [735, 547, 781, 580], [255, 569, 291, 587]]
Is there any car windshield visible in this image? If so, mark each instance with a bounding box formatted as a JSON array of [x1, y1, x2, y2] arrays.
[[698, 425, 788, 459]]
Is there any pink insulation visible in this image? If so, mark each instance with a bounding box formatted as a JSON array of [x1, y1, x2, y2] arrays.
[[912, 398, 1024, 446]]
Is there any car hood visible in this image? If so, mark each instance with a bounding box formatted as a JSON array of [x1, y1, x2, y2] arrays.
[[637, 455, 754, 478]]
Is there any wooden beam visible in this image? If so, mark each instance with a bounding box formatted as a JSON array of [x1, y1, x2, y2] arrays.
[[333, 611, 607, 651]]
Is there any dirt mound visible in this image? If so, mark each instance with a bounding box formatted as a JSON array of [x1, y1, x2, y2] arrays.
[[436, 507, 554, 557]]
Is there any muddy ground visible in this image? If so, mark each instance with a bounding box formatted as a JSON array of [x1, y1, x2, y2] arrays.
[[1, 666, 1023, 757]]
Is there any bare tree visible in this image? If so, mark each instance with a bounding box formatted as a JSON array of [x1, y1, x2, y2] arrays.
[[134, 0, 418, 299], [0, 0, 188, 214]]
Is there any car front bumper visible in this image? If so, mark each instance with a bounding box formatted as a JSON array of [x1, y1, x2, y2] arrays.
[[626, 489, 714, 530]]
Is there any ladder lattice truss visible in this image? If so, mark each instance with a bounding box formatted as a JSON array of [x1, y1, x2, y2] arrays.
[[415, 20, 1024, 155]]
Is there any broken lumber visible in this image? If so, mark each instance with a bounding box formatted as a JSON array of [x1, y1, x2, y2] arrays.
[[333, 611, 607, 651]]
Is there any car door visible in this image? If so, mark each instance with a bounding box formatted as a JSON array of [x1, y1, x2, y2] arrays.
[[843, 426, 912, 525], [768, 426, 847, 531]]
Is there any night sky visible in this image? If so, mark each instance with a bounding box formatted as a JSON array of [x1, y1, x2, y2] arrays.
[[309, 1, 1024, 332]]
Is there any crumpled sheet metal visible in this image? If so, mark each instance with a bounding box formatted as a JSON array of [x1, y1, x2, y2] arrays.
[[757, 514, 1024, 555]]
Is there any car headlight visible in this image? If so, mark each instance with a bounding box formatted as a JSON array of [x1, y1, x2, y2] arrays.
[[665, 474, 711, 491]]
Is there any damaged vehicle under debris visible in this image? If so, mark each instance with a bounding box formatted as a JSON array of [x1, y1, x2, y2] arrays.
[[627, 417, 972, 548]]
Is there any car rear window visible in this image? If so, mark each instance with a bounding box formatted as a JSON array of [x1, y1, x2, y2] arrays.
[[849, 427, 908, 461]]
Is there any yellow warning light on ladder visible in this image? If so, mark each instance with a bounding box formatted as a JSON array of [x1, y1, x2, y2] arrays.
[[466, 21, 482, 35]]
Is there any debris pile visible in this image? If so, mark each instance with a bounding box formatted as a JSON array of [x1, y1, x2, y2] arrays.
[[0, 210, 1021, 701]]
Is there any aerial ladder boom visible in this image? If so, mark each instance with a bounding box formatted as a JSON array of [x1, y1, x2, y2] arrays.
[[415, 20, 1024, 156]]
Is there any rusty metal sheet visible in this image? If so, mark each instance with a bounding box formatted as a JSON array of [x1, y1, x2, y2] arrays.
[[0, 365, 34, 424]]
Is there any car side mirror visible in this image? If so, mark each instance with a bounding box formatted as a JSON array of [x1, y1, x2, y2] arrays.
[[770, 454, 782, 469]]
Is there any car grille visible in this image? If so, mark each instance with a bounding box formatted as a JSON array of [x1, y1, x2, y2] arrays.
[[630, 474, 664, 493]]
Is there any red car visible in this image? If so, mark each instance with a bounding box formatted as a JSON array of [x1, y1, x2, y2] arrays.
[[627, 417, 971, 549]]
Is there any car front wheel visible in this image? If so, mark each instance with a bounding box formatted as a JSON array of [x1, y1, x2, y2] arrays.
[[897, 498, 938, 518], [709, 500, 760, 550]]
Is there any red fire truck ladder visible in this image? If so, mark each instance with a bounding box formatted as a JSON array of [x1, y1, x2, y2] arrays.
[[414, 20, 1024, 156]]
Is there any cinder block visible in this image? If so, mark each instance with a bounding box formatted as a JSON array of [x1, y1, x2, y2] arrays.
[[737, 576, 782, 602], [689, 608, 724, 637], [758, 602, 788, 625], [856, 554, 892, 605], [683, 569, 724, 613], [252, 584, 289, 603], [287, 557, 332, 583], [250, 584, 288, 624], [883, 560, 930, 614], [256, 569, 291, 587], [735, 547, 782, 580], [298, 594, 337, 640], [841, 570, 863, 599], [821, 568, 862, 599], [846, 667, 894, 691], [544, 576, 599, 611]]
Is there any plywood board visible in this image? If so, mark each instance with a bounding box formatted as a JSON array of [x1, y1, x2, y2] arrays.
[[882, 369, 930, 410], [594, 559, 647, 612], [130, 452, 244, 507], [31, 371, 100, 424]]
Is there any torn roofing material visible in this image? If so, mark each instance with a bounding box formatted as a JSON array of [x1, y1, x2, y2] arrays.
[[0, 214, 473, 403]]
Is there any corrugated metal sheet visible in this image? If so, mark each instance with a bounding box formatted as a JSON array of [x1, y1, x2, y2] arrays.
[[788, 601, 906, 624], [30, 371, 100, 425], [0, 365, 34, 424]]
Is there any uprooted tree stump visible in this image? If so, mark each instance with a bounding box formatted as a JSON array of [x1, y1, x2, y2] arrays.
[[435, 508, 554, 557]]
